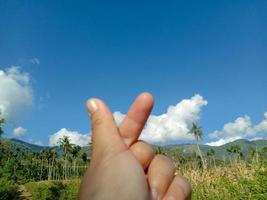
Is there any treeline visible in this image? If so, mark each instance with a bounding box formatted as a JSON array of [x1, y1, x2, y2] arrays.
[[0, 138, 90, 183], [156, 143, 267, 172]]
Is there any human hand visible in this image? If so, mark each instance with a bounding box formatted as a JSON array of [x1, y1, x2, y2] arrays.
[[79, 93, 191, 200]]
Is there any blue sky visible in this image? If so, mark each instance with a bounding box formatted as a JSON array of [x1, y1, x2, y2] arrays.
[[0, 0, 266, 146]]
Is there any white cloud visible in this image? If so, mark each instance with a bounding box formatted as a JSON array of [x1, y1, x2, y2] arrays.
[[0, 66, 33, 123], [249, 137, 267, 141], [254, 112, 267, 132], [29, 139, 43, 146], [30, 58, 40, 65], [49, 128, 91, 147], [208, 112, 267, 146], [113, 94, 208, 145], [206, 137, 242, 146], [12, 126, 27, 138]]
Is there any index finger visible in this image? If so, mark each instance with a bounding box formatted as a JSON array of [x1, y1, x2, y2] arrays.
[[119, 92, 154, 146]]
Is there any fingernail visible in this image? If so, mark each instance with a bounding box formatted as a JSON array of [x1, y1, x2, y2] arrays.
[[87, 99, 99, 113], [151, 188, 157, 200]]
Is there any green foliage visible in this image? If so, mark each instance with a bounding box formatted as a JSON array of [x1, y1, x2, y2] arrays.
[[25, 180, 80, 200], [25, 181, 66, 200], [59, 180, 80, 200], [0, 115, 5, 136], [1, 137, 267, 199], [191, 164, 267, 200], [189, 122, 203, 141], [0, 177, 19, 200]]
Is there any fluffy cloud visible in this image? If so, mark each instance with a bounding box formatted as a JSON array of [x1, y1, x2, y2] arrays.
[[206, 137, 242, 146], [12, 126, 27, 138], [29, 139, 43, 146], [49, 128, 91, 147], [0, 66, 33, 123], [207, 112, 267, 146], [114, 94, 208, 144]]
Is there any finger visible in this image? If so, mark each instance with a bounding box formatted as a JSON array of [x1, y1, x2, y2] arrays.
[[130, 140, 154, 170], [163, 176, 192, 200], [147, 155, 175, 200], [119, 92, 154, 146], [86, 98, 125, 160]]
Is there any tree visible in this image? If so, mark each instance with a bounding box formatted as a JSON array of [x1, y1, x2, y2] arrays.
[[47, 149, 58, 180], [207, 148, 216, 167], [189, 122, 206, 169], [226, 146, 234, 165], [226, 145, 241, 164], [0, 115, 5, 137], [155, 146, 165, 155], [58, 136, 73, 179], [71, 145, 81, 177], [249, 146, 259, 164], [82, 152, 88, 164]]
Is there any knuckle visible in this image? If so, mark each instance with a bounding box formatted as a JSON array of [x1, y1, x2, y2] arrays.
[[91, 116, 104, 128]]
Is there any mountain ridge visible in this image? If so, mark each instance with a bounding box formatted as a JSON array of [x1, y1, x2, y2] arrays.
[[1, 137, 267, 160]]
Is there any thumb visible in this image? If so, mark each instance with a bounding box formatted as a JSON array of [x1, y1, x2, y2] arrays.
[[86, 98, 125, 161]]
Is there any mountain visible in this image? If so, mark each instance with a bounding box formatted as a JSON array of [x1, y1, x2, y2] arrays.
[[9, 138, 49, 151], [0, 138, 61, 153], [1, 138, 267, 160]]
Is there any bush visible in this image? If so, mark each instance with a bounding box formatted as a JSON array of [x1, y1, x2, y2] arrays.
[[25, 181, 66, 200], [60, 180, 80, 200], [188, 163, 267, 200], [0, 177, 19, 200], [25, 180, 80, 200]]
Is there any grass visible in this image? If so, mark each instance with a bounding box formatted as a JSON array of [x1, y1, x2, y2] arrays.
[[183, 162, 267, 200], [23, 162, 267, 200], [24, 180, 80, 200]]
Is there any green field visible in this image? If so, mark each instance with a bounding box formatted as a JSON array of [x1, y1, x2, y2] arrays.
[[11, 162, 266, 200], [1, 137, 267, 199]]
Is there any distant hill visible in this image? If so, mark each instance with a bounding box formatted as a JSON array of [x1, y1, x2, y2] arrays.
[[0, 138, 61, 153], [164, 139, 267, 160], [10, 138, 49, 151], [1, 137, 267, 160]]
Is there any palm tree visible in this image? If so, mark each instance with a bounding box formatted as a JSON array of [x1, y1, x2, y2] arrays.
[[189, 122, 206, 169], [46, 149, 58, 180], [226, 146, 234, 165], [232, 145, 241, 161], [71, 145, 81, 177], [207, 148, 216, 167], [226, 145, 241, 164], [155, 146, 165, 155], [39, 150, 47, 180], [82, 152, 88, 164], [0, 115, 5, 137], [58, 136, 73, 179], [249, 146, 259, 164]]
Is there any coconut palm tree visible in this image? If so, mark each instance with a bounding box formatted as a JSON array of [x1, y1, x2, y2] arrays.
[[226, 145, 241, 164], [71, 145, 81, 177], [249, 146, 259, 164], [155, 146, 165, 155], [58, 136, 73, 179], [189, 122, 206, 169], [47, 149, 58, 180], [226, 146, 234, 165], [39, 150, 47, 180], [0, 115, 5, 137], [207, 148, 216, 167]]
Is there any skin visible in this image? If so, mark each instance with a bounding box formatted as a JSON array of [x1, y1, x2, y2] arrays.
[[79, 92, 191, 200]]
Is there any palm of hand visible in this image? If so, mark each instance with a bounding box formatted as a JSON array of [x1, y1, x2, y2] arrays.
[[79, 93, 191, 200]]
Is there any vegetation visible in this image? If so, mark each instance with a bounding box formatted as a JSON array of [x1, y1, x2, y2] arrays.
[[0, 118, 267, 199], [187, 161, 267, 200], [0, 114, 5, 137], [189, 122, 206, 169]]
